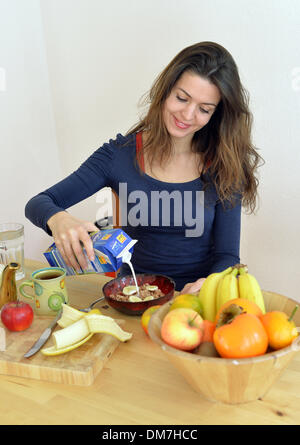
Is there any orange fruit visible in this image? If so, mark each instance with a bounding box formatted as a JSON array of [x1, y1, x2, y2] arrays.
[[141, 305, 161, 336], [202, 320, 216, 342], [260, 309, 298, 350], [169, 294, 203, 315]]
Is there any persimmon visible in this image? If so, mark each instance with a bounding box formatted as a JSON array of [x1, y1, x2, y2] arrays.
[[213, 304, 268, 358], [215, 298, 263, 324], [260, 306, 299, 350]]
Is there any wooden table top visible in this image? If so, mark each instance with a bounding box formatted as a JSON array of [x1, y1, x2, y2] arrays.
[[1, 259, 300, 425]]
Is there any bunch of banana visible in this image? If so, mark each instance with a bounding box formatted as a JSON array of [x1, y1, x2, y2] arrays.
[[199, 264, 266, 322]]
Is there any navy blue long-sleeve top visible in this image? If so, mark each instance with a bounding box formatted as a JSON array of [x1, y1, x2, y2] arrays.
[[25, 133, 241, 290]]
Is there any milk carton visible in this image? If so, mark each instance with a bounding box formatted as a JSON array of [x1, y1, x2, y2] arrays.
[[44, 228, 137, 276]]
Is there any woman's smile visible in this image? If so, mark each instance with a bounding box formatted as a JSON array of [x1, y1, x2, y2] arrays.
[[173, 116, 192, 130]]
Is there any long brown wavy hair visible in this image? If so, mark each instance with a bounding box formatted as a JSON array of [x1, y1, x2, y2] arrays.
[[126, 41, 264, 213]]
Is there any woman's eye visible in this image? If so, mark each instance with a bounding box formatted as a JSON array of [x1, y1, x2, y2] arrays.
[[176, 94, 209, 114]]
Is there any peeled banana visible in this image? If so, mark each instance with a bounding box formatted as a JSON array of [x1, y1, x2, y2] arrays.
[[238, 267, 266, 314], [53, 318, 90, 349], [198, 267, 232, 322], [57, 304, 85, 328], [41, 304, 132, 356]]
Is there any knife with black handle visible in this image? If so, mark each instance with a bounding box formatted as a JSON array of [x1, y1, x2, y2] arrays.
[[23, 309, 62, 358]]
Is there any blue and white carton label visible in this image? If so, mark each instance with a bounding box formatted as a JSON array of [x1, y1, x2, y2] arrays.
[[44, 228, 137, 276]]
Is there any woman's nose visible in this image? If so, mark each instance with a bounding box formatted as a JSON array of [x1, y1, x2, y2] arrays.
[[181, 103, 196, 121]]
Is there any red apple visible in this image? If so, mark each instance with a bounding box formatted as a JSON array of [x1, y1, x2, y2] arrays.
[[1, 301, 34, 332], [161, 308, 204, 351]]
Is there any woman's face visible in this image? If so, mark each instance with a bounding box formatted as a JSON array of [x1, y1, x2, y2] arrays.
[[163, 70, 221, 144]]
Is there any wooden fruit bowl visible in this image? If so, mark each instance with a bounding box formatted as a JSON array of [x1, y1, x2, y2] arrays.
[[148, 290, 300, 404]]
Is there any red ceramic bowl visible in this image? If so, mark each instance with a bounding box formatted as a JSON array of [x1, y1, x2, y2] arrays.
[[102, 274, 175, 316]]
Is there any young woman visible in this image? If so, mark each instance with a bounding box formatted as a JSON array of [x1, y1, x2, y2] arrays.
[[25, 41, 263, 292]]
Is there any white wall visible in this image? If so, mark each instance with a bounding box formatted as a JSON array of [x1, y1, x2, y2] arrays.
[[1, 0, 299, 300], [0, 0, 62, 260]]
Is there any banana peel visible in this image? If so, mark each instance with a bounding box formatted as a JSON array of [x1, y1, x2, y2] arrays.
[[41, 333, 94, 356], [85, 313, 133, 342]]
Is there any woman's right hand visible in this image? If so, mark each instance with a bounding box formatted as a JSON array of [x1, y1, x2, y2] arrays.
[[180, 278, 206, 295], [47, 211, 99, 272]]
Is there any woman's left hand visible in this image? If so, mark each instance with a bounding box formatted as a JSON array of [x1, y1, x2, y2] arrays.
[[180, 278, 206, 295]]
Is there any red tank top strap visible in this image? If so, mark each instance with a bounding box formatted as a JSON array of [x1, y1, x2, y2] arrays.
[[136, 131, 145, 172]]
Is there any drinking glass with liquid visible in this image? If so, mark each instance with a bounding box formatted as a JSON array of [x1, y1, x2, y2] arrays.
[[0, 223, 25, 280]]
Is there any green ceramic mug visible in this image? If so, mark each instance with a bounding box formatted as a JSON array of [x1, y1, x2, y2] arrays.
[[19, 267, 68, 315]]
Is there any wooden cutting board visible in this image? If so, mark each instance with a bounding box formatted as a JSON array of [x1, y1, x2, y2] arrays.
[[0, 315, 124, 386]]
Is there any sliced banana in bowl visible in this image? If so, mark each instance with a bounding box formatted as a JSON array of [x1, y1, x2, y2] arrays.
[[124, 284, 159, 302], [128, 295, 142, 302], [145, 285, 158, 292], [123, 285, 139, 296]]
